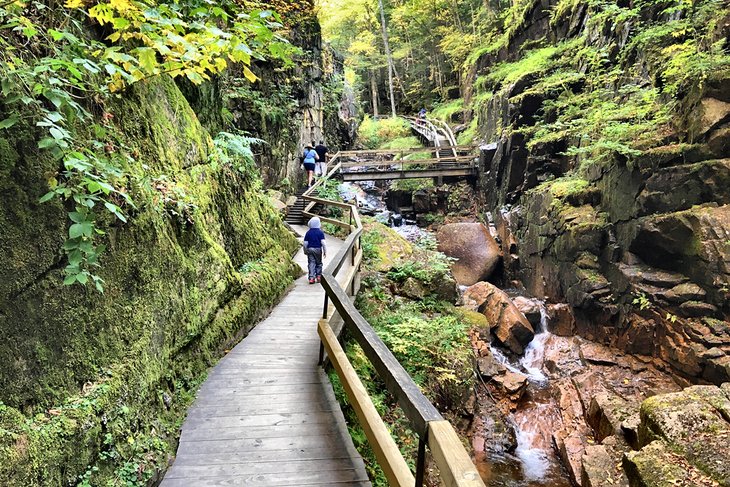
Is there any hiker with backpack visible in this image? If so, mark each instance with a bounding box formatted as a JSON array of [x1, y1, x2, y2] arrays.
[[303, 216, 326, 284]]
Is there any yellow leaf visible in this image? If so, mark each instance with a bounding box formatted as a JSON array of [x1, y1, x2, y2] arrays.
[[110, 0, 134, 12], [65, 0, 84, 8], [242, 66, 257, 83]]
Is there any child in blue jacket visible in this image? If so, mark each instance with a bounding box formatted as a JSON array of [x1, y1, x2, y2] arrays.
[[303, 217, 327, 284]]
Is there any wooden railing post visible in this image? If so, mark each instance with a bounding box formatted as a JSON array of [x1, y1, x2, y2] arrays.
[[415, 436, 427, 487]]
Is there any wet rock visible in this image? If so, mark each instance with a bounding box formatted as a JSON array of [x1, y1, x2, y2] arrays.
[[437, 223, 502, 286], [637, 160, 730, 216], [582, 443, 629, 487], [580, 342, 620, 366], [663, 282, 707, 303], [285, 195, 298, 207], [476, 351, 507, 378], [493, 370, 529, 396], [623, 440, 721, 487], [554, 431, 587, 486], [621, 413, 641, 450], [617, 263, 688, 288], [512, 296, 542, 328], [698, 98, 730, 137], [430, 275, 460, 303], [587, 392, 638, 443], [638, 385, 730, 485], [463, 282, 535, 354], [548, 303, 576, 336], [472, 401, 518, 455], [629, 205, 730, 296]]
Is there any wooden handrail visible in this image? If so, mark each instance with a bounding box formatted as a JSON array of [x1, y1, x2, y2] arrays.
[[306, 152, 485, 487], [338, 145, 477, 157]]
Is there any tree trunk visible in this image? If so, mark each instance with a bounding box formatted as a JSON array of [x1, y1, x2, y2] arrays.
[[370, 69, 379, 118], [377, 0, 397, 118]]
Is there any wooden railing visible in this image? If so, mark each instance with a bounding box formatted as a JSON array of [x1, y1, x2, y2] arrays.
[[300, 159, 485, 487]]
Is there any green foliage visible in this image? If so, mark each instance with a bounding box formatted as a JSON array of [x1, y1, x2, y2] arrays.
[[211, 131, 265, 178], [632, 291, 652, 311], [358, 116, 411, 149], [430, 98, 464, 122], [0, 0, 293, 290], [378, 136, 421, 150], [386, 251, 453, 285], [361, 227, 386, 261], [390, 178, 434, 192]]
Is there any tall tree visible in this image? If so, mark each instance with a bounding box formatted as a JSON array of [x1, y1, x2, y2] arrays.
[[377, 0, 397, 117]]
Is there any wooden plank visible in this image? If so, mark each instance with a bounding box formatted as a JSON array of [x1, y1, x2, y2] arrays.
[[161, 468, 370, 486], [164, 458, 366, 478], [319, 318, 415, 487], [342, 159, 478, 173], [428, 420, 485, 487], [176, 434, 357, 454], [180, 420, 349, 442], [170, 447, 356, 466], [338, 145, 476, 156], [182, 411, 341, 430]]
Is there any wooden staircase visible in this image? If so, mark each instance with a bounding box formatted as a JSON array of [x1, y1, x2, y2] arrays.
[[285, 187, 307, 225]]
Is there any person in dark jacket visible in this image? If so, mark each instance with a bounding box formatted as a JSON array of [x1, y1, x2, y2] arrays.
[[314, 140, 329, 177], [303, 216, 326, 284]]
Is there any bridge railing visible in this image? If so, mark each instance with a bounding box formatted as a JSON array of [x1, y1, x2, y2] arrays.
[[300, 158, 485, 487]]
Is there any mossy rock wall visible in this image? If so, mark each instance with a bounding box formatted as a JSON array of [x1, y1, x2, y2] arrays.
[[467, 0, 730, 385], [0, 76, 299, 485]]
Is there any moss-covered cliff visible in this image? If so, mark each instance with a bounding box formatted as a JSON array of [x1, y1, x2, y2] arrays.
[[458, 0, 730, 385], [0, 75, 300, 485]]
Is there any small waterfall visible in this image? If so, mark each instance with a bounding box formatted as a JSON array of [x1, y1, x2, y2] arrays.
[[519, 303, 550, 386], [513, 413, 551, 480]]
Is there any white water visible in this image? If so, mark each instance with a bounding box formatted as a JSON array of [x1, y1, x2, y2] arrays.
[[519, 303, 551, 386], [513, 413, 551, 480], [490, 300, 559, 482]]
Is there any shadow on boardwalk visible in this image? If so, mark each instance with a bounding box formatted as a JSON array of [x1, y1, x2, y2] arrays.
[[161, 226, 371, 486]]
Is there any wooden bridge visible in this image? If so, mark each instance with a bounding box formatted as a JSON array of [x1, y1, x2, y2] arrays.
[[338, 116, 478, 183], [163, 162, 486, 486]]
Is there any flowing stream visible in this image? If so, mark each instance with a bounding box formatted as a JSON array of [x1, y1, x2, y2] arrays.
[[481, 304, 573, 486], [343, 180, 574, 485]]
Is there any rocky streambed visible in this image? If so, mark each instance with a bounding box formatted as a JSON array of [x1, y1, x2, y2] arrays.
[[343, 180, 730, 487]]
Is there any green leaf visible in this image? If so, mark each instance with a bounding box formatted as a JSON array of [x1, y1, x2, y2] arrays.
[[69, 222, 93, 239], [0, 114, 19, 129], [49, 127, 66, 140], [69, 211, 85, 223], [39, 192, 55, 203], [63, 274, 78, 285], [76, 272, 89, 285], [38, 137, 58, 149], [68, 250, 83, 267]]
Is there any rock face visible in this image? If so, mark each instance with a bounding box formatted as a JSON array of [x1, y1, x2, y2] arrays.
[[463, 282, 534, 354], [437, 223, 502, 286], [465, 0, 730, 387], [633, 385, 730, 486]]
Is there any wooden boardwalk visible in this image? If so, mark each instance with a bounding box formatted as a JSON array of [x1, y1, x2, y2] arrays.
[[161, 227, 371, 486]]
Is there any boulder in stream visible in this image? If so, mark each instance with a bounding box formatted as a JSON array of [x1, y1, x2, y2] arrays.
[[437, 223, 501, 286], [463, 282, 535, 354]]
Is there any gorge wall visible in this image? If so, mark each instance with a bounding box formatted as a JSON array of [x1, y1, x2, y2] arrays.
[[0, 3, 343, 484], [467, 0, 730, 386], [184, 0, 357, 189]]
